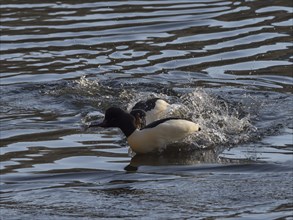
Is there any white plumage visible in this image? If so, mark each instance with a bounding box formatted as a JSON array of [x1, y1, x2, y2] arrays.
[[127, 119, 200, 154], [89, 107, 200, 154], [144, 99, 170, 124]]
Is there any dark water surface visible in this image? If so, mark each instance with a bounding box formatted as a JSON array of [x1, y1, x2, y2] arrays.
[[1, 0, 293, 219]]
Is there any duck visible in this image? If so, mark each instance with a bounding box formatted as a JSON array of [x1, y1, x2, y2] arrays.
[[130, 98, 170, 128], [89, 107, 201, 154]]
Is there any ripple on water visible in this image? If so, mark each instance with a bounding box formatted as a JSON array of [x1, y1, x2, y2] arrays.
[[0, 0, 292, 219]]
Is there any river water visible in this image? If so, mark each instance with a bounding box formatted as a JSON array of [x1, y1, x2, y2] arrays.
[[1, 0, 292, 219]]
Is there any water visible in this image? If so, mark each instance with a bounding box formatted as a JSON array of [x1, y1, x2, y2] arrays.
[[1, 0, 292, 219]]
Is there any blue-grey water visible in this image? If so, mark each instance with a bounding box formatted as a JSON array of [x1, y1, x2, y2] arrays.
[[0, 0, 292, 219]]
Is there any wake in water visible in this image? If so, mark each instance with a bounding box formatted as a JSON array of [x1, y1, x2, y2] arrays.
[[2, 75, 290, 163], [41, 76, 288, 153]]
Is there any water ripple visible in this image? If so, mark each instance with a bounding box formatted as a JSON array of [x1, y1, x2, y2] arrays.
[[1, 1, 292, 219]]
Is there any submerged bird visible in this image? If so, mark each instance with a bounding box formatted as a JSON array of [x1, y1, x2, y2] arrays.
[[89, 107, 200, 154], [130, 98, 170, 128]]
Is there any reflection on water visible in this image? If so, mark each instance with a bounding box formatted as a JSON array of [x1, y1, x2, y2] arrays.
[[1, 0, 292, 219]]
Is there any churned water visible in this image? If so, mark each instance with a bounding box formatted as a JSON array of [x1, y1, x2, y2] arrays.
[[1, 0, 292, 219]]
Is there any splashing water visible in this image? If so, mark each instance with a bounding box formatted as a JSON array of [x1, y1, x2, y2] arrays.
[[46, 77, 257, 151], [75, 75, 101, 96], [179, 90, 257, 149], [126, 88, 257, 150]]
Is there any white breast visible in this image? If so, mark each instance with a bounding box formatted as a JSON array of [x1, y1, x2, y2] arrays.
[[127, 119, 200, 154]]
